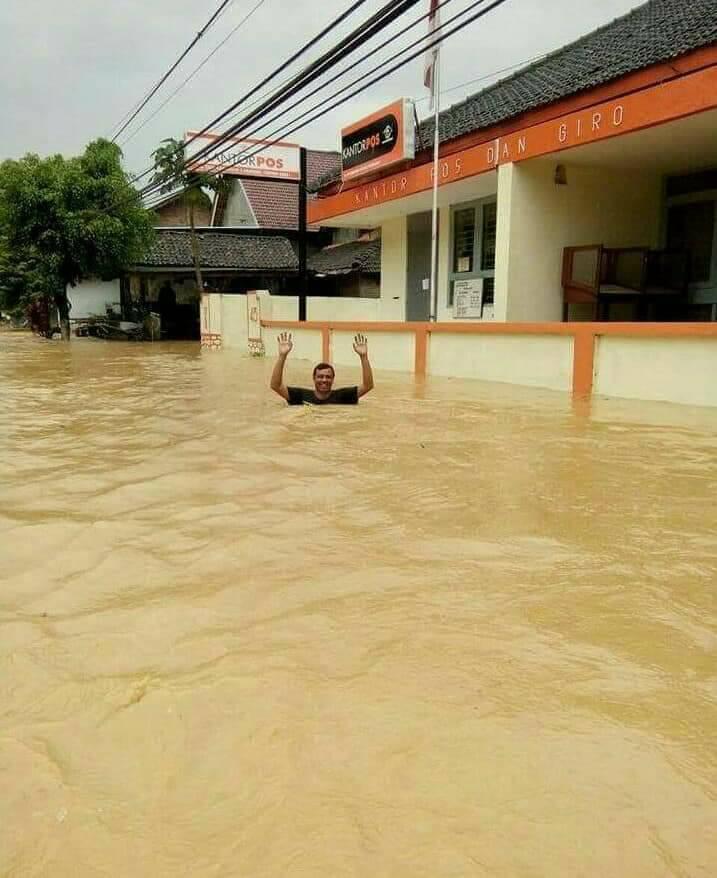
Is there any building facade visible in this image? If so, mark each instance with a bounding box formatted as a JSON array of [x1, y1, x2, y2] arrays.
[[309, 0, 717, 325]]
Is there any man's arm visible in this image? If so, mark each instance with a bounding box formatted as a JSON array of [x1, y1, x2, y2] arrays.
[[270, 332, 293, 400], [353, 334, 374, 398]]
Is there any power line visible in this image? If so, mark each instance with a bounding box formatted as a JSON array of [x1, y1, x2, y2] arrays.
[[100, 0, 511, 220], [120, 0, 271, 147], [138, 0, 424, 205], [110, 0, 238, 143], [182, 0, 507, 188], [216, 0, 455, 135], [128, 0, 376, 194], [149, 0, 423, 192], [145, 0, 512, 205], [415, 49, 549, 105]]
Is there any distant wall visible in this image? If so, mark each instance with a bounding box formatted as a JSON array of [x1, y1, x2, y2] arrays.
[[67, 279, 121, 319]]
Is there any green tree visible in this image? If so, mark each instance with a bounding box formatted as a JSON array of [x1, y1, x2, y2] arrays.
[[151, 138, 224, 295], [0, 139, 155, 340]]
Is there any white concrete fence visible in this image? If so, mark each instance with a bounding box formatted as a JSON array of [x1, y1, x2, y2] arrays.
[[201, 290, 717, 408]]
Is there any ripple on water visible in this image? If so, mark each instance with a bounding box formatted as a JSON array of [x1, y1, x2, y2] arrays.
[[0, 335, 715, 876]]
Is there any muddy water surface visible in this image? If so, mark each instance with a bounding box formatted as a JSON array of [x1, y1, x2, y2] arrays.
[[1, 334, 716, 876]]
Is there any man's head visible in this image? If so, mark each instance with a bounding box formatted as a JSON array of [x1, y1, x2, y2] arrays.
[[313, 362, 335, 398]]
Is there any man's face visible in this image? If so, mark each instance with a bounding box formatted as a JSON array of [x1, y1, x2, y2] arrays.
[[313, 367, 334, 396]]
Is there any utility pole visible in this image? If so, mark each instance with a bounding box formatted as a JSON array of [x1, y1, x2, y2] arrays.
[[299, 146, 308, 322]]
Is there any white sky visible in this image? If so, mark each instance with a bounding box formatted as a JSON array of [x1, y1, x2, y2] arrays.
[[0, 0, 643, 175]]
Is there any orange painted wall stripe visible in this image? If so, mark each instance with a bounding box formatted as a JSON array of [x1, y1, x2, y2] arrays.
[[309, 62, 717, 224], [262, 319, 717, 399], [572, 329, 596, 397], [501, 63, 717, 163], [414, 328, 428, 377], [262, 320, 717, 339]]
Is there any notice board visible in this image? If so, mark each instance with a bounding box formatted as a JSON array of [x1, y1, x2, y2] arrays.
[[453, 278, 484, 319]]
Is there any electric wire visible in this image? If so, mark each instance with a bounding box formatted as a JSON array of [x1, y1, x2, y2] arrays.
[[110, 0, 238, 142], [119, 0, 271, 147], [164, 0, 511, 196]]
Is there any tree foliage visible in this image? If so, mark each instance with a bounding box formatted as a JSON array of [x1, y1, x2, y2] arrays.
[[0, 139, 155, 338], [152, 138, 225, 293]]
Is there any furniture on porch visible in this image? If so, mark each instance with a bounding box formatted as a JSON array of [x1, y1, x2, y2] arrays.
[[562, 245, 689, 321]]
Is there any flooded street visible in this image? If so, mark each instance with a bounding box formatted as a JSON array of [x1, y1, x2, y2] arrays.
[[1, 333, 716, 877]]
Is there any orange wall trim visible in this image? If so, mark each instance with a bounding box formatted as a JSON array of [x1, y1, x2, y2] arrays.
[[414, 329, 428, 377], [262, 320, 717, 399], [572, 329, 596, 397], [309, 61, 717, 223]]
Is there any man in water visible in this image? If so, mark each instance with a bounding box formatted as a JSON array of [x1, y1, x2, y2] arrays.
[[270, 332, 374, 405]]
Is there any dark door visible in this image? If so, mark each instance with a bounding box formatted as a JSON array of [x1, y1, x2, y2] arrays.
[[406, 211, 433, 321]]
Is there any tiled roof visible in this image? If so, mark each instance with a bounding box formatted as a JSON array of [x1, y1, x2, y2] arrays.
[[134, 230, 298, 270], [242, 178, 299, 229], [211, 150, 340, 228], [309, 238, 381, 275], [306, 149, 341, 188], [313, 0, 717, 192]]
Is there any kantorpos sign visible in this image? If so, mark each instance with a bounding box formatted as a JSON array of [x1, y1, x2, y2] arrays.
[[186, 132, 301, 180], [341, 99, 416, 182]]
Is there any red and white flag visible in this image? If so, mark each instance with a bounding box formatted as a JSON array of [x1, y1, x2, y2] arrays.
[[423, 0, 440, 110]]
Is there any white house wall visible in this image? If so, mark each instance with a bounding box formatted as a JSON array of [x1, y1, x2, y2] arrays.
[[496, 160, 663, 322], [67, 279, 121, 319], [379, 216, 407, 321]]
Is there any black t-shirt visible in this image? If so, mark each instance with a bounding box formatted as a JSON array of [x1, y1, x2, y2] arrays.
[[287, 386, 359, 406]]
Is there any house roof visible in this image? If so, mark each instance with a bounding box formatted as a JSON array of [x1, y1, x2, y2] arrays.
[[309, 237, 381, 275], [213, 148, 341, 229], [306, 149, 341, 188], [313, 0, 717, 192], [241, 178, 301, 229], [133, 230, 298, 271]]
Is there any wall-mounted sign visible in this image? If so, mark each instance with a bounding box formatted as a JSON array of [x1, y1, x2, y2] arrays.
[[341, 99, 415, 182], [186, 132, 301, 180], [453, 278, 484, 319]]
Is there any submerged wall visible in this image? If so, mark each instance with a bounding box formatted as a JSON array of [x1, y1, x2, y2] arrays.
[[202, 290, 717, 408]]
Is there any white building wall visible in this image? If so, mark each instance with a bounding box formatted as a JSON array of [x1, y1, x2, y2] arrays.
[[378, 216, 407, 320], [495, 160, 663, 322], [331, 329, 414, 372], [594, 337, 717, 407], [309, 298, 381, 321], [435, 207, 453, 323], [67, 279, 121, 319], [428, 333, 574, 392]]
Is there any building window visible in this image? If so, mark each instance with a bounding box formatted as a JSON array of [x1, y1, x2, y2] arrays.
[[449, 198, 497, 307]]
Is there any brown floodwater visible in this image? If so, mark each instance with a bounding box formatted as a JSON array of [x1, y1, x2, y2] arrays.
[[1, 333, 716, 877]]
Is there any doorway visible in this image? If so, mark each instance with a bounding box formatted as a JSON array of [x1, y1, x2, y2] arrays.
[[406, 211, 433, 321]]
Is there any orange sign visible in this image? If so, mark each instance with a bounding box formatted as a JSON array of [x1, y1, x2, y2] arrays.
[[341, 99, 416, 182], [186, 131, 300, 180], [310, 63, 717, 223]]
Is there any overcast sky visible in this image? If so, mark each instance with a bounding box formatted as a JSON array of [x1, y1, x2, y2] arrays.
[[0, 0, 643, 175]]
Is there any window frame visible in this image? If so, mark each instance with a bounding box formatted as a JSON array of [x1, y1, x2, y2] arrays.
[[448, 196, 497, 309]]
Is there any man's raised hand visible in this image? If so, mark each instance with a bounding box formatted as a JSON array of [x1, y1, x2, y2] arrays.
[[353, 333, 368, 357], [278, 332, 293, 357]]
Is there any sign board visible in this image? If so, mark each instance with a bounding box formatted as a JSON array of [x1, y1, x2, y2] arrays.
[[453, 278, 484, 319], [186, 131, 300, 180], [341, 99, 415, 182]]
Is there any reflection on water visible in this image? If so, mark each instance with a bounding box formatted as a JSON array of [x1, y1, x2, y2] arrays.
[[1, 334, 716, 877]]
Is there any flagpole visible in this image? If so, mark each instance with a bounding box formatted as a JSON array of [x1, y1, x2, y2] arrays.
[[429, 47, 441, 322]]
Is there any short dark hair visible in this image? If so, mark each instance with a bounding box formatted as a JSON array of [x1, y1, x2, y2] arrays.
[[313, 362, 335, 378]]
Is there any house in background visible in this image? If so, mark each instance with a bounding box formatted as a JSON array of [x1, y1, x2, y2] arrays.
[[68, 142, 382, 338]]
